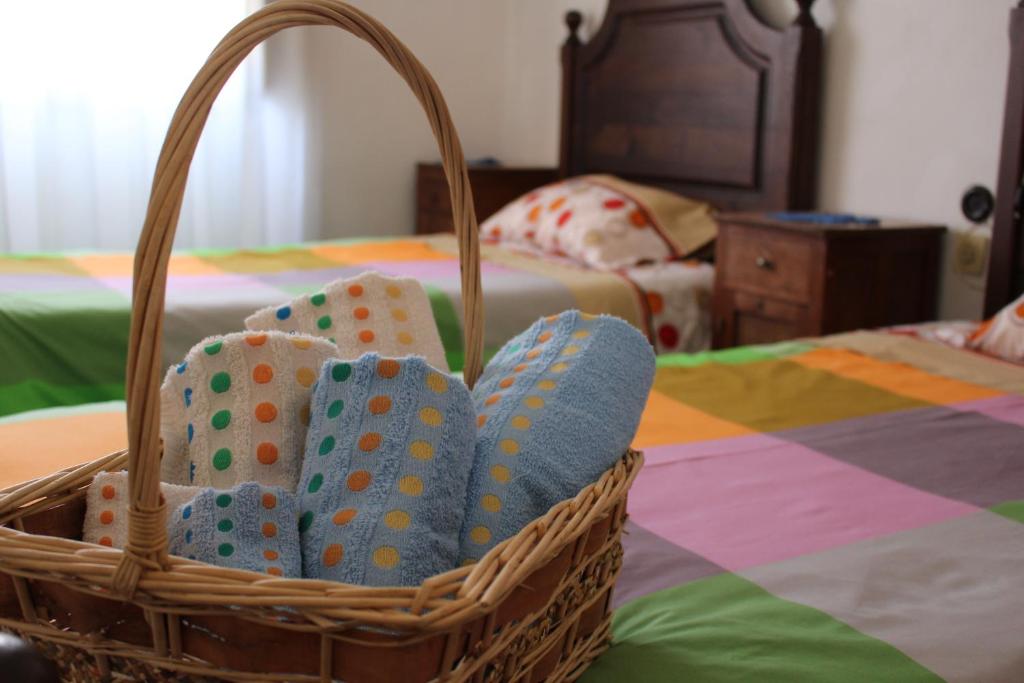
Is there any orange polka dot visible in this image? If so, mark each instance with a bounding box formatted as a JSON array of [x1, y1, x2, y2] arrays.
[[629, 210, 648, 228], [485, 394, 501, 406], [253, 364, 274, 384], [528, 205, 542, 222], [514, 363, 528, 373], [323, 544, 344, 567], [99, 510, 114, 525], [333, 508, 357, 526], [377, 359, 400, 378], [255, 402, 278, 423], [264, 549, 279, 561], [1016, 301, 1024, 318], [348, 284, 364, 297], [477, 414, 487, 427], [499, 377, 515, 389], [245, 333, 268, 347], [526, 349, 542, 360], [359, 432, 382, 452], [295, 366, 316, 387], [257, 442, 279, 465], [262, 493, 277, 510], [545, 315, 559, 323], [549, 196, 566, 212], [353, 306, 370, 320], [358, 329, 376, 343], [368, 395, 392, 415], [267, 567, 283, 577], [262, 522, 277, 538], [348, 470, 371, 492], [647, 292, 664, 315], [98, 537, 112, 547], [101, 485, 116, 500], [538, 331, 553, 343]]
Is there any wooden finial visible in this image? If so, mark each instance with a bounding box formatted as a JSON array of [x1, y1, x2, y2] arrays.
[[565, 10, 583, 43], [794, 0, 817, 26]]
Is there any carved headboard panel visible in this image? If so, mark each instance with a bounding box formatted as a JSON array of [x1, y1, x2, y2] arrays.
[[560, 0, 822, 210]]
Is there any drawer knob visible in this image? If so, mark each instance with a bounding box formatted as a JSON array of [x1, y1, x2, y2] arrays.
[[755, 255, 775, 270]]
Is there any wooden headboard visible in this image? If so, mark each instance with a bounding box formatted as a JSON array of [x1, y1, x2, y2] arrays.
[[559, 0, 822, 211], [984, 1, 1024, 316]]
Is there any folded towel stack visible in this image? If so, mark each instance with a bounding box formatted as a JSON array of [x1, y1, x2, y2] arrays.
[[298, 354, 475, 586], [168, 482, 301, 577], [160, 331, 336, 490], [83, 471, 198, 549], [459, 311, 654, 562], [246, 271, 449, 371]]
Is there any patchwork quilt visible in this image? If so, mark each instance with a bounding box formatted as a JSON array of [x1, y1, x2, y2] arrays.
[[0, 331, 1020, 681], [0, 235, 712, 417]]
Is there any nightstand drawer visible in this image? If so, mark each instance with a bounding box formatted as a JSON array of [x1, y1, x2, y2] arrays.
[[720, 226, 815, 303], [733, 291, 804, 322], [417, 180, 451, 213]]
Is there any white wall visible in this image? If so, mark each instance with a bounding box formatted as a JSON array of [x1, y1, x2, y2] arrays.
[[294, 0, 1018, 320]]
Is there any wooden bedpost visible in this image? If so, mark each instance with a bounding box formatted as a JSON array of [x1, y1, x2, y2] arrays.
[[560, 10, 583, 179], [786, 0, 823, 209]]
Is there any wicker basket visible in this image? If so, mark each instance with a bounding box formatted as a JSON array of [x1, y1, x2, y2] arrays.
[[0, 2, 643, 681]]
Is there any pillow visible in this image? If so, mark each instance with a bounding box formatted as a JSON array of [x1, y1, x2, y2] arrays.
[[968, 292, 1024, 363], [479, 175, 716, 269]]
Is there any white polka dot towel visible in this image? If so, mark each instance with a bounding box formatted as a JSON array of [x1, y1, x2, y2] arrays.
[[83, 470, 198, 550], [298, 354, 475, 586], [245, 271, 449, 371]]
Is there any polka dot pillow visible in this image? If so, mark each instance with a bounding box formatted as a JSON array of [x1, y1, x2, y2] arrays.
[[160, 331, 337, 491], [480, 175, 717, 270], [968, 292, 1024, 363], [246, 271, 449, 371]]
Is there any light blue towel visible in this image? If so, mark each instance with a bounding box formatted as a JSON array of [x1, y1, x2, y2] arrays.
[[168, 482, 301, 578], [299, 354, 476, 586], [460, 311, 654, 563]]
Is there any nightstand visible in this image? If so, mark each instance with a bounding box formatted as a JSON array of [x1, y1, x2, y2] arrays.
[[416, 163, 557, 235], [711, 213, 946, 348]]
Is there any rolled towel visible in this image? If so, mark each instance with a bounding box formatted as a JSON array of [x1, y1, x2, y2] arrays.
[[168, 482, 301, 578], [299, 354, 475, 586], [459, 311, 654, 563], [83, 470, 198, 549], [246, 271, 449, 371], [160, 331, 337, 490]]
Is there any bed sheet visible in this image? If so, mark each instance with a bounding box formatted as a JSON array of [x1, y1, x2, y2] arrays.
[[0, 234, 712, 417]]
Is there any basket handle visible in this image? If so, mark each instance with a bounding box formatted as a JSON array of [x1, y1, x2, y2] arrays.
[[114, 0, 484, 595]]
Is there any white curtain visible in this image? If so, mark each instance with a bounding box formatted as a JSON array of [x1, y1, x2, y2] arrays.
[[0, 0, 311, 252]]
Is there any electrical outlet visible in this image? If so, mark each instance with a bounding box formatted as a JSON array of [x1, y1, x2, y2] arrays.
[[952, 230, 989, 276]]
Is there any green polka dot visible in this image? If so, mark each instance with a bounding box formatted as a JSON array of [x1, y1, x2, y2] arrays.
[[310, 292, 327, 306], [327, 400, 344, 418], [212, 448, 232, 471], [217, 543, 234, 557], [318, 436, 335, 456], [210, 372, 231, 394], [217, 519, 233, 533], [204, 341, 223, 355], [328, 337, 336, 344], [331, 363, 351, 382], [308, 473, 324, 493], [317, 315, 332, 330], [299, 511, 314, 533], [211, 410, 231, 430], [216, 494, 232, 508]]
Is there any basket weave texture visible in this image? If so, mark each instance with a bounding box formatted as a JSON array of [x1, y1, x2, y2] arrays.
[[0, 2, 643, 681]]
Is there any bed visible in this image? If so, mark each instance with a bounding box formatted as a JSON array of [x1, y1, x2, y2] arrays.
[[0, 0, 821, 419]]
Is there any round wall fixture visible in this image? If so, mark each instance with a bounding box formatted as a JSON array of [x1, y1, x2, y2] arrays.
[[961, 185, 995, 224]]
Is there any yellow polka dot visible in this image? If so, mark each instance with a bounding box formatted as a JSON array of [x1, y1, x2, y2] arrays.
[[551, 362, 569, 373], [385, 284, 403, 299], [470, 526, 492, 545], [373, 546, 400, 569], [397, 331, 414, 345], [419, 407, 443, 427], [426, 373, 448, 394], [399, 476, 424, 496], [295, 366, 316, 387], [391, 308, 408, 322], [384, 510, 411, 530], [524, 396, 545, 409], [573, 330, 590, 339], [500, 439, 520, 455], [537, 380, 557, 391], [490, 464, 511, 484], [481, 494, 502, 512], [510, 415, 531, 430], [291, 338, 313, 350], [409, 440, 434, 460], [561, 345, 580, 356]]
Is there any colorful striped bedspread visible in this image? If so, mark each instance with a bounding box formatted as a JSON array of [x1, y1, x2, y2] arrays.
[[0, 235, 711, 417], [0, 331, 1020, 681]]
